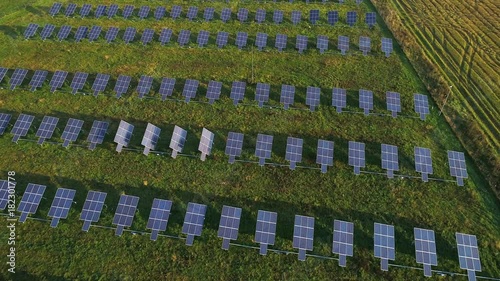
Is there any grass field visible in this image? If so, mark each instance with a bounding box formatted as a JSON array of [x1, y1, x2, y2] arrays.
[[0, 0, 499, 280]]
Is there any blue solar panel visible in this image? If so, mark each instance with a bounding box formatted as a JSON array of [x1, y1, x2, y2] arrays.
[[0, 180, 11, 210], [178, 30, 191, 47], [348, 141, 365, 175], [414, 147, 433, 182], [280, 84, 295, 109], [296, 35, 308, 54], [107, 4, 118, 18], [293, 215, 315, 261], [141, 123, 161, 155], [338, 35, 349, 55], [80, 4, 91, 18], [64, 3, 77, 17], [273, 10, 283, 24], [225, 132, 244, 164], [36, 116, 58, 145], [206, 80, 222, 104], [275, 34, 287, 52], [317, 35, 328, 54], [255, 134, 273, 166], [114, 120, 134, 152], [49, 3, 62, 17], [327, 11, 339, 26], [137, 75, 153, 98], [414, 228, 438, 277], [359, 89, 373, 115], [87, 25, 101, 42], [48, 188, 76, 227], [286, 137, 304, 170], [236, 32, 248, 49], [40, 24, 55, 40], [80, 191, 107, 231], [9, 68, 28, 90], [138, 5, 150, 19], [456, 232, 481, 279], [230, 81, 246, 105], [291, 11, 301, 25], [146, 198, 172, 241], [29, 70, 48, 91], [255, 83, 270, 107], [94, 5, 106, 18], [91, 73, 110, 96], [255, 210, 277, 255], [122, 5, 134, 19], [255, 33, 268, 51], [170, 6, 182, 19], [114, 75, 131, 98], [381, 144, 399, 178], [306, 86, 320, 111], [0, 113, 12, 135], [182, 203, 207, 246], [87, 120, 109, 150], [386, 91, 401, 117], [141, 28, 154, 45], [61, 118, 84, 148], [187, 6, 198, 21], [221, 8, 231, 23], [198, 128, 215, 161], [381, 37, 393, 57], [237, 8, 248, 22], [414, 94, 430, 121], [218, 205, 242, 250], [154, 6, 166, 20], [182, 79, 199, 103], [216, 31, 229, 48], [366, 12, 376, 28], [333, 220, 355, 267], [197, 30, 210, 47], [309, 9, 320, 24], [70, 72, 88, 94], [332, 87, 347, 113], [359, 36, 371, 56], [203, 7, 214, 21], [24, 23, 38, 39], [159, 28, 173, 45], [104, 26, 118, 43], [316, 139, 334, 173], [123, 27, 136, 44], [346, 11, 357, 26], [49, 70, 68, 92], [256, 9, 266, 23], [158, 77, 176, 101], [374, 223, 396, 271], [74, 26, 88, 42], [57, 25, 71, 41], [0, 67, 7, 84], [17, 183, 46, 223], [169, 125, 187, 158], [112, 195, 139, 236]]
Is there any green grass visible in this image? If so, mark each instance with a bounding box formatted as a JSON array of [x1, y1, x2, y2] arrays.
[[0, 0, 499, 280]]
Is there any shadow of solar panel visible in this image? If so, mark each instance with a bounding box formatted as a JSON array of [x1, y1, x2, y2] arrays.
[[255, 9, 266, 23], [187, 6, 198, 20], [455, 232, 481, 280], [381, 144, 399, 178], [218, 205, 242, 250], [107, 4, 118, 18], [414, 228, 438, 277], [48, 188, 76, 227], [293, 215, 315, 261], [158, 77, 175, 101], [255, 33, 268, 51], [123, 27, 136, 44], [374, 222, 395, 271], [171, 5, 182, 19], [11, 113, 34, 142], [137, 75, 153, 98], [147, 199, 172, 241], [255, 210, 277, 255], [255, 134, 273, 166], [169, 125, 187, 158], [348, 141, 365, 175], [113, 195, 139, 236], [182, 202, 207, 246], [273, 10, 283, 24], [61, 118, 83, 147], [199, 128, 215, 161], [216, 31, 229, 48], [65, 3, 77, 17], [70, 72, 88, 94], [291, 11, 301, 25], [0, 113, 12, 135], [333, 220, 354, 267], [381, 37, 393, 57], [359, 89, 373, 115], [203, 7, 214, 21], [35, 116, 59, 145], [50, 3, 62, 16], [255, 82, 270, 107], [141, 28, 154, 45], [80, 4, 91, 18], [178, 30, 190, 46], [154, 6, 166, 20], [123, 5, 134, 19], [346, 11, 357, 26], [317, 35, 328, 54], [114, 75, 131, 98], [114, 120, 134, 152], [24, 23, 38, 39], [0, 180, 10, 210], [206, 80, 222, 104], [91, 73, 110, 96], [225, 132, 244, 163], [87, 120, 109, 150], [95, 5, 106, 18], [309, 9, 320, 24], [141, 123, 161, 155], [40, 24, 55, 40], [316, 139, 334, 173], [332, 87, 346, 113], [296, 35, 308, 54], [29, 70, 47, 91], [182, 79, 199, 102], [306, 86, 320, 111], [448, 151, 468, 186], [237, 8, 248, 22], [159, 28, 173, 45], [414, 147, 433, 182], [0, 67, 7, 83], [338, 35, 349, 55], [138, 5, 150, 19], [236, 32, 248, 49], [414, 93, 429, 120], [80, 191, 107, 231], [57, 25, 71, 41], [366, 12, 376, 28], [74, 26, 88, 42], [230, 81, 246, 105], [280, 84, 295, 109], [18, 183, 46, 223], [9, 68, 28, 90], [386, 91, 402, 117], [327, 10, 339, 26], [286, 137, 303, 170], [359, 36, 371, 55], [275, 34, 287, 52], [49, 70, 68, 92], [197, 30, 209, 47]]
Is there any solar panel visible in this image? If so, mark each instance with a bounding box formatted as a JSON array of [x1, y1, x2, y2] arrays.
[[154, 6, 166, 20], [187, 6, 198, 21], [225, 132, 244, 163], [316, 139, 334, 173], [123, 27, 136, 44], [255, 83, 270, 107], [230, 81, 246, 105], [48, 188, 76, 228], [255, 210, 277, 255], [359, 36, 371, 56], [293, 215, 315, 261], [218, 205, 242, 250], [286, 137, 303, 170], [170, 5, 182, 19], [273, 10, 283, 24], [275, 34, 287, 52], [61, 118, 84, 148], [280, 84, 295, 109], [448, 151, 468, 186], [141, 28, 154, 45], [206, 80, 222, 104], [141, 123, 161, 155], [57, 25, 71, 41], [178, 30, 190, 47], [146, 199, 172, 241], [255, 134, 273, 166], [91, 73, 110, 96], [159, 28, 173, 45], [49, 3, 62, 16], [0, 113, 12, 135], [296, 35, 308, 54], [317, 35, 328, 54], [40, 24, 55, 40], [414, 147, 433, 182], [11, 114, 34, 142], [338, 35, 349, 55], [0, 180, 10, 210], [359, 89, 373, 115], [386, 91, 401, 117], [306, 86, 320, 111], [236, 32, 248, 49], [220, 8, 231, 23], [158, 77, 176, 101], [365, 12, 377, 28], [374, 223, 396, 271], [255, 9, 265, 23], [182, 202, 207, 246], [169, 125, 187, 158], [327, 11, 339, 26], [255, 32, 268, 51], [203, 7, 215, 21], [114, 120, 134, 152], [291, 11, 301, 25], [138, 5, 150, 19], [49, 70, 68, 92], [348, 141, 365, 175], [74, 26, 88, 42], [87, 120, 109, 150], [94, 5, 106, 18], [80, 191, 107, 231], [0, 67, 7, 84], [198, 128, 214, 161], [70, 72, 88, 94], [64, 3, 77, 17], [107, 4, 118, 18], [332, 87, 347, 113], [112, 195, 139, 236], [456, 232, 481, 281], [197, 30, 209, 47], [9, 68, 28, 90], [24, 23, 38, 39], [35, 116, 59, 145], [414, 93, 430, 120], [381, 37, 393, 57], [414, 228, 438, 277], [346, 11, 357, 26], [17, 183, 46, 223], [137, 75, 153, 98], [216, 31, 229, 48], [381, 144, 399, 178], [79, 4, 91, 18], [182, 79, 199, 102], [29, 70, 48, 91], [332, 220, 354, 267], [114, 75, 131, 98], [309, 9, 320, 24], [237, 8, 248, 23], [122, 5, 134, 19]]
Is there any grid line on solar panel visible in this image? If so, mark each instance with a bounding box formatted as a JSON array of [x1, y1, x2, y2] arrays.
[[225, 132, 244, 163], [255, 134, 273, 166], [359, 89, 373, 115], [171, 6, 182, 19], [36, 116, 59, 145], [80, 191, 107, 231], [159, 28, 173, 45], [169, 125, 187, 158], [49, 3, 62, 16], [113, 195, 139, 236], [275, 34, 287, 52], [414, 227, 438, 277], [291, 11, 301, 25], [61, 118, 84, 147], [448, 151, 468, 186], [94, 5, 106, 18], [256, 9, 266, 23], [24, 23, 39, 39], [182, 203, 207, 245], [198, 128, 214, 161], [57, 25, 71, 41], [414, 93, 430, 120], [230, 81, 246, 105], [255, 210, 277, 255], [381, 144, 399, 178], [147, 198, 172, 241], [359, 36, 371, 55], [137, 75, 153, 98], [114, 75, 131, 98], [65, 3, 77, 17], [17, 183, 46, 222], [455, 233, 481, 272], [414, 147, 433, 181], [218, 205, 242, 250], [11, 114, 35, 142], [374, 223, 396, 271], [70, 72, 88, 94], [306, 86, 320, 111], [187, 6, 198, 20], [154, 6, 166, 20], [332, 220, 354, 267], [332, 87, 346, 112], [114, 120, 134, 152], [327, 11, 339, 26], [159, 77, 175, 100], [316, 139, 334, 173], [141, 123, 161, 155], [80, 4, 91, 18], [286, 137, 303, 170], [9, 68, 28, 90], [348, 141, 365, 175], [255, 32, 268, 51], [0, 113, 12, 135], [138, 5, 150, 19], [122, 5, 134, 19], [91, 73, 110, 96], [386, 91, 401, 117], [40, 24, 55, 40], [273, 10, 283, 24], [293, 215, 315, 261], [48, 188, 76, 227], [87, 120, 109, 150], [206, 80, 222, 103], [141, 29, 154, 45]]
